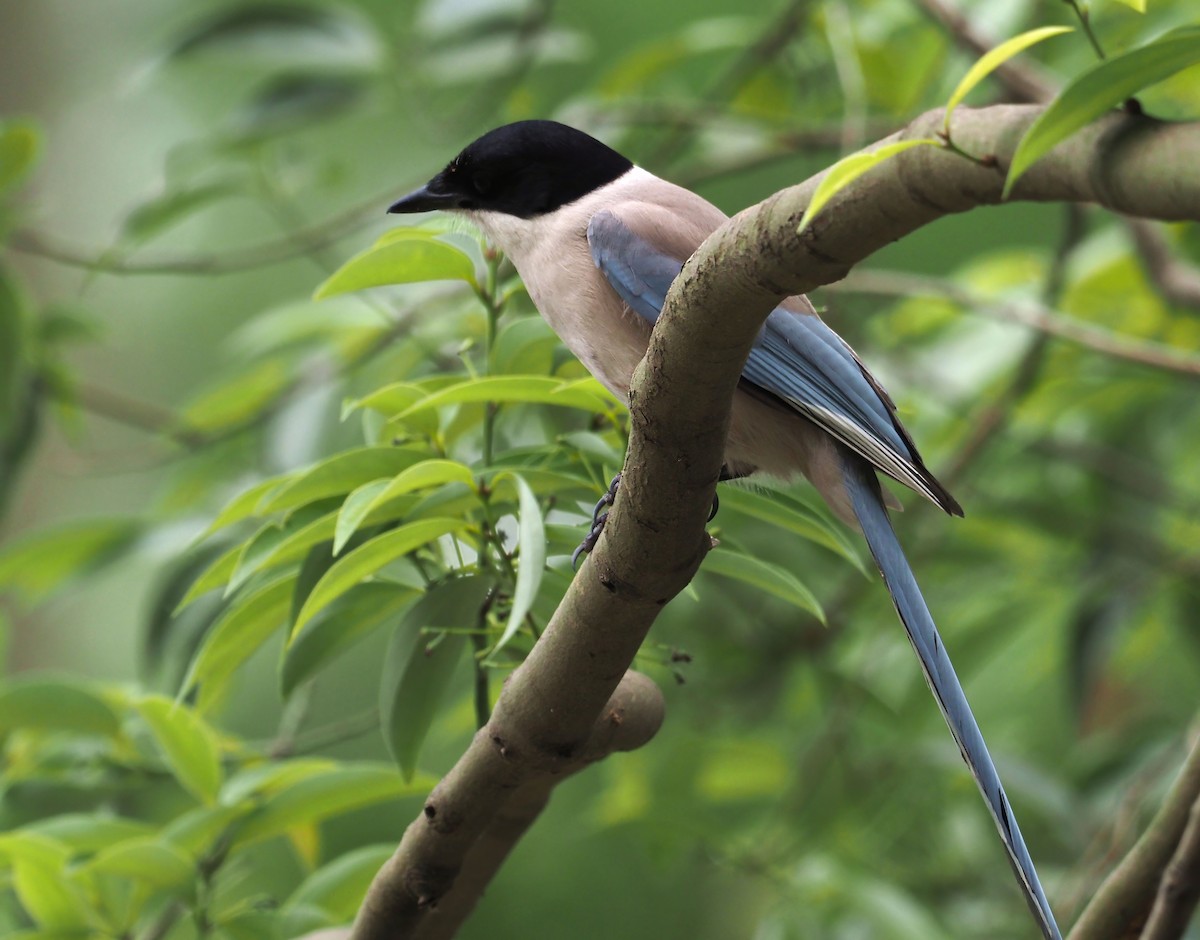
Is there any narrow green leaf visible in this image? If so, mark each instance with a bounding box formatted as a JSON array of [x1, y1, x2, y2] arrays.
[[398, 375, 615, 417], [719, 487, 865, 572], [1006, 25, 1200, 195], [137, 695, 223, 804], [798, 139, 938, 234], [81, 837, 195, 889], [0, 519, 140, 604], [0, 264, 30, 442], [334, 460, 477, 554], [1110, 0, 1146, 12], [204, 477, 295, 537], [315, 238, 476, 299], [0, 678, 121, 737], [179, 359, 291, 433], [333, 479, 391, 556], [180, 575, 295, 706], [491, 475, 545, 655], [161, 804, 247, 856], [258, 446, 431, 514], [291, 518, 467, 637], [0, 121, 39, 194], [702, 548, 825, 620], [282, 582, 419, 697], [176, 542, 242, 611], [944, 27, 1073, 131], [234, 762, 432, 846], [381, 577, 491, 779], [283, 844, 394, 919], [121, 180, 243, 243]]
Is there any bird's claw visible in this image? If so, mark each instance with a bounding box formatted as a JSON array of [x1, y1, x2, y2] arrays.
[[573, 473, 621, 569]]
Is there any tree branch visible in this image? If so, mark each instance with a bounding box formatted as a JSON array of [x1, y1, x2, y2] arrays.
[[351, 102, 1200, 938], [1068, 729, 1200, 940], [1140, 786, 1200, 940], [828, 269, 1200, 378]]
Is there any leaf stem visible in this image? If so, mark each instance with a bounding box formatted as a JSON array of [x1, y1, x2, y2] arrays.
[[1063, 0, 1106, 60]]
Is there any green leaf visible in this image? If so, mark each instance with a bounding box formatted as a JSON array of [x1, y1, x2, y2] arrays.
[[81, 837, 195, 889], [702, 548, 825, 620], [0, 120, 39, 193], [1006, 25, 1200, 196], [22, 815, 154, 854], [798, 139, 939, 234], [398, 375, 617, 417], [234, 762, 432, 845], [161, 804, 247, 856], [381, 577, 491, 779], [0, 518, 141, 604], [282, 582, 419, 697], [283, 844, 394, 919], [203, 477, 294, 537], [180, 575, 295, 707], [334, 459, 477, 554], [12, 854, 92, 930], [0, 678, 121, 737], [179, 358, 291, 433], [1109, 0, 1146, 11], [137, 695, 223, 804], [259, 446, 432, 514], [315, 238, 477, 299], [944, 27, 1073, 132], [291, 518, 468, 637], [719, 487, 865, 572], [176, 542, 242, 610], [0, 263, 30, 443], [491, 315, 559, 375], [491, 475, 545, 655]]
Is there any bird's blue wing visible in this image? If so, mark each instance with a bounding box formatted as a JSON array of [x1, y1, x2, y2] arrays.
[[586, 209, 952, 508]]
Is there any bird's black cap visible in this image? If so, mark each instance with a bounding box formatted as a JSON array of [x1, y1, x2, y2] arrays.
[[388, 120, 633, 219]]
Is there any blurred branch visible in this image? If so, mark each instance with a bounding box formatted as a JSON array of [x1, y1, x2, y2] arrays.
[[1068, 727, 1200, 940], [649, 0, 813, 166], [941, 203, 1084, 485], [910, 0, 1056, 101], [829, 270, 1200, 379], [1126, 219, 1200, 312], [8, 191, 389, 276]]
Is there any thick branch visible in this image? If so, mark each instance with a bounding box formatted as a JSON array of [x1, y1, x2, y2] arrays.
[[1068, 732, 1200, 940], [353, 103, 1200, 939]]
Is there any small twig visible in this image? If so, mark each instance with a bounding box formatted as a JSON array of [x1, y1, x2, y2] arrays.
[[264, 708, 381, 757], [830, 270, 1200, 379], [1062, 0, 1107, 60]]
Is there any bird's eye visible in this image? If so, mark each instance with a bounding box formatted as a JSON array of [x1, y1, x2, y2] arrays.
[[471, 172, 492, 195]]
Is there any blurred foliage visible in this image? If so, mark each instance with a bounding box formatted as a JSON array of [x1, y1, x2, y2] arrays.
[[1, 0, 1199, 938]]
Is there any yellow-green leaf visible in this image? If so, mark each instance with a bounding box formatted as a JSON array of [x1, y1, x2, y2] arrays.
[[490, 474, 544, 656], [398, 375, 616, 418], [0, 678, 121, 737], [314, 238, 476, 299], [798, 139, 938, 234], [0, 121, 40, 194], [138, 695, 223, 804], [944, 27, 1073, 132], [1006, 25, 1200, 196], [291, 517, 467, 637]]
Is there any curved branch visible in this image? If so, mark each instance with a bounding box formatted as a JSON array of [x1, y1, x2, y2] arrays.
[[1068, 731, 1200, 940], [352, 102, 1200, 939]]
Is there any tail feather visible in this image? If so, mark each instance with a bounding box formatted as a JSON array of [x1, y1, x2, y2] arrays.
[[841, 453, 1061, 940]]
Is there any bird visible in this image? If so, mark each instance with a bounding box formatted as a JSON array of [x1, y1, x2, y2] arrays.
[[386, 119, 1061, 940]]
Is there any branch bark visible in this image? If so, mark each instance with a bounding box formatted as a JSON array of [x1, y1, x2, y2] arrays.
[[351, 103, 1200, 939], [1068, 731, 1200, 940]]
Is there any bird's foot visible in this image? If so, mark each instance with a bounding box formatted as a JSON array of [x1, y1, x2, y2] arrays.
[[572, 473, 621, 569], [571, 472, 721, 568]]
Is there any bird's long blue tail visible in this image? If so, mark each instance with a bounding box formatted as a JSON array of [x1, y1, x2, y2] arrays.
[[842, 453, 1061, 940]]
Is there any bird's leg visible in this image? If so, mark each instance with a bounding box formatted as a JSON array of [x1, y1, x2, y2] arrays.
[[572, 472, 621, 569], [572, 467, 739, 568]]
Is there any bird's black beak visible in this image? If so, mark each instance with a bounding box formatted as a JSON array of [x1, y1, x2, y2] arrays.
[[387, 183, 462, 214]]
